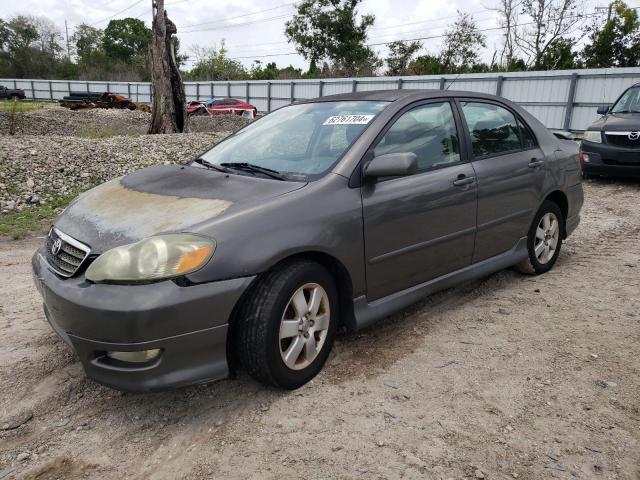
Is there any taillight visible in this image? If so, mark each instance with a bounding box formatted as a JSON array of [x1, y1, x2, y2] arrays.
[[579, 150, 584, 164]]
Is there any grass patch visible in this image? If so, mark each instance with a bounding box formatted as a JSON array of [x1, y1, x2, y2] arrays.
[[0, 187, 92, 240], [78, 126, 116, 139], [0, 100, 52, 113]]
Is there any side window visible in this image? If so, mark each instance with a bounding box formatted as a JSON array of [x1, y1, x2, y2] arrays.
[[519, 119, 537, 149], [373, 102, 461, 172], [461, 102, 522, 157]]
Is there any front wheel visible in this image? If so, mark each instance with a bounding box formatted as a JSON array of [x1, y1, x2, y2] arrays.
[[235, 260, 338, 389], [515, 201, 564, 275]]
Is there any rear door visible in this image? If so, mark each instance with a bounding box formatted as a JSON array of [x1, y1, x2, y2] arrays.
[[456, 99, 546, 263], [361, 100, 477, 301]]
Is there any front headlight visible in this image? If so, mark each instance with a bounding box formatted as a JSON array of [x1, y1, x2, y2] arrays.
[[582, 130, 602, 143], [85, 234, 215, 284]]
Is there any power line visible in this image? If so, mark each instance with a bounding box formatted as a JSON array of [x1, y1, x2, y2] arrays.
[[91, 0, 147, 25], [220, 11, 601, 60], [181, 2, 296, 29]]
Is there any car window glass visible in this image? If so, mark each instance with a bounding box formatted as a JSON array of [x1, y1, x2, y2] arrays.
[[519, 119, 536, 149], [200, 101, 388, 178], [462, 102, 522, 157], [611, 87, 640, 113], [373, 102, 461, 172]]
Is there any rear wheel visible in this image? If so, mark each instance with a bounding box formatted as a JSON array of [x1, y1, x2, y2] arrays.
[[235, 260, 338, 389], [516, 201, 564, 275]]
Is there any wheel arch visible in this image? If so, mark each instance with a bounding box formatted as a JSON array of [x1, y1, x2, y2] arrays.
[[225, 250, 356, 374], [542, 190, 569, 237]]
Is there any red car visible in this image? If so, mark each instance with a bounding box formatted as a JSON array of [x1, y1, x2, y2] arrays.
[[186, 98, 257, 117]]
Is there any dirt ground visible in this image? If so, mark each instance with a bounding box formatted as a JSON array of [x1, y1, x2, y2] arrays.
[[0, 178, 638, 480]]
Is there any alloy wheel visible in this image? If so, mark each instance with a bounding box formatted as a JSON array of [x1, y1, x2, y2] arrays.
[[534, 212, 560, 265], [279, 283, 331, 371]]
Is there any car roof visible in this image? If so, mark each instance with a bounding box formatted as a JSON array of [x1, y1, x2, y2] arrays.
[[302, 89, 503, 103]]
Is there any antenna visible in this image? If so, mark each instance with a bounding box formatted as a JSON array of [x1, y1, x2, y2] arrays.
[[444, 71, 463, 91]]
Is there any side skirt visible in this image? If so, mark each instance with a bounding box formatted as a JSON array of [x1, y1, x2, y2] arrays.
[[352, 237, 528, 330]]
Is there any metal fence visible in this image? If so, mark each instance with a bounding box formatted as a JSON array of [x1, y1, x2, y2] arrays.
[[3, 67, 640, 131]]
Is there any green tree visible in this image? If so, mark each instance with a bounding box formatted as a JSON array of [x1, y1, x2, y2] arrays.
[[582, 1, 640, 67], [410, 54, 447, 75], [440, 11, 486, 72], [73, 23, 103, 62], [538, 37, 578, 69], [284, 0, 379, 76], [186, 42, 248, 80], [517, 0, 581, 69], [386, 40, 422, 75], [250, 60, 279, 80], [103, 18, 150, 62]]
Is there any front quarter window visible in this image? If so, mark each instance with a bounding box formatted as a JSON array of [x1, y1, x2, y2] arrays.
[[199, 101, 388, 179]]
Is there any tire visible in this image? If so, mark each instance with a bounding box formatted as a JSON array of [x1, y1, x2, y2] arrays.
[[235, 260, 338, 389], [515, 200, 564, 275]]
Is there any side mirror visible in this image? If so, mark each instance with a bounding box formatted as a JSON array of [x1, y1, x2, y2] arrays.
[[364, 153, 418, 178], [597, 105, 610, 115]]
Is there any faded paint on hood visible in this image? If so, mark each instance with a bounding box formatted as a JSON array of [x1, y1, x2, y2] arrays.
[[63, 179, 231, 240], [54, 164, 307, 251]]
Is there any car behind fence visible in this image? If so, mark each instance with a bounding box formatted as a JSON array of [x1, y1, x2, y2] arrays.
[[3, 67, 640, 131]]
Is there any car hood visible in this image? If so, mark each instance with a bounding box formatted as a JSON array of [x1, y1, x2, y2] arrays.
[[589, 113, 640, 131], [54, 164, 306, 252]]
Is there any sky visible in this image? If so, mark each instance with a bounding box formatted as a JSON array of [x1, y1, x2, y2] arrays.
[[1, 0, 620, 71]]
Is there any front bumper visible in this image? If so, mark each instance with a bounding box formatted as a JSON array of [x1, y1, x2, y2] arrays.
[[581, 140, 640, 177], [32, 250, 255, 392]]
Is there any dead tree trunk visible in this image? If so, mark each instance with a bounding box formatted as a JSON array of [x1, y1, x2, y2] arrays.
[[148, 0, 187, 134]]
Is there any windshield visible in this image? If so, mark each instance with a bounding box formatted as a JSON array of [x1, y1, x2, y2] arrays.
[[199, 100, 388, 179], [611, 86, 640, 113]]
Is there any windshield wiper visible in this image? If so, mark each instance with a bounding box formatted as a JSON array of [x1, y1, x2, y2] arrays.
[[192, 157, 231, 173], [220, 162, 287, 180]]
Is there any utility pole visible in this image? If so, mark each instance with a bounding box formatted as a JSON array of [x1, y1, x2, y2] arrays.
[[65, 20, 70, 59]]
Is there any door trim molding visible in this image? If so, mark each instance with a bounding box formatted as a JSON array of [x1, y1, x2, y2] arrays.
[[353, 237, 528, 330], [369, 225, 477, 265]]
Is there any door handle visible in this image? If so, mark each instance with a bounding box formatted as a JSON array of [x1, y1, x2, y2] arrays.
[[452, 175, 475, 186], [528, 158, 544, 168]]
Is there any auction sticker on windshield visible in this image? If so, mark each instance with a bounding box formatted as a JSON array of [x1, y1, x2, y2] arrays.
[[323, 114, 375, 125]]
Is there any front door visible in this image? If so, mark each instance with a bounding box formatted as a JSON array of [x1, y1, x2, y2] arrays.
[[361, 100, 477, 301]]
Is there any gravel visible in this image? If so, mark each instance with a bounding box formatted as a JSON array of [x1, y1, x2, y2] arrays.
[[0, 108, 251, 214], [0, 106, 251, 137]]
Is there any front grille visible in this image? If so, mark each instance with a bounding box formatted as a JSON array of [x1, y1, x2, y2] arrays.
[[605, 132, 640, 149], [44, 228, 91, 278]]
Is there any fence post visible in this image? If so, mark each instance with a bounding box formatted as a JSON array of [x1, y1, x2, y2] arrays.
[[267, 81, 272, 112], [290, 81, 295, 103], [210, 82, 214, 98], [136, 83, 139, 102], [30, 80, 35, 100], [86, 81, 89, 93], [246, 82, 250, 102], [439, 77, 446, 90], [49, 81, 53, 101], [352, 79, 357, 92], [127, 82, 131, 99], [563, 72, 579, 131], [13, 79, 17, 89], [107, 82, 110, 93], [397, 78, 403, 90], [496, 75, 504, 97], [318, 80, 324, 97], [196, 82, 200, 101], [227, 82, 231, 97], [67, 81, 71, 98]]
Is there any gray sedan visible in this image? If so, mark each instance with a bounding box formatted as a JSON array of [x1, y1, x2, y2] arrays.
[[32, 90, 584, 391]]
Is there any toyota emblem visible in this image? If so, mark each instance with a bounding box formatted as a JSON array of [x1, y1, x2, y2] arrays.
[[51, 238, 62, 256], [628, 131, 640, 140]]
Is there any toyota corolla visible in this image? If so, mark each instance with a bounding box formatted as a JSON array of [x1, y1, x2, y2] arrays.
[[32, 90, 584, 392]]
